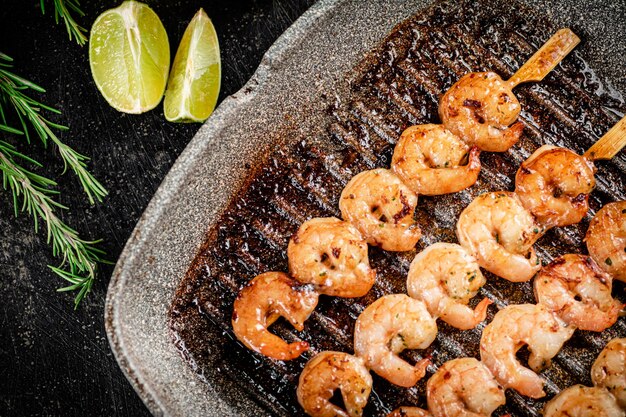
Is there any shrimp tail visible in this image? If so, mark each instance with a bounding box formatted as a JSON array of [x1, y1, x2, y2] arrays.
[[576, 302, 623, 332], [467, 146, 482, 169], [443, 298, 493, 330], [579, 302, 622, 332], [472, 297, 493, 324], [508, 120, 525, 139], [256, 333, 311, 360], [387, 407, 432, 417], [484, 121, 524, 152], [500, 121, 525, 151], [413, 358, 431, 381], [442, 146, 482, 194], [285, 341, 310, 360]]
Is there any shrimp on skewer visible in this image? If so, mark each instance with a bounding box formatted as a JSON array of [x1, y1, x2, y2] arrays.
[[339, 169, 421, 252], [391, 124, 481, 196], [591, 338, 626, 409], [517, 116, 626, 228], [288, 217, 376, 297], [407, 243, 491, 330], [515, 145, 596, 228], [586, 201, 626, 282], [456, 192, 542, 282], [426, 358, 506, 417], [440, 29, 580, 152], [354, 294, 437, 388], [439, 72, 524, 152], [480, 303, 575, 398], [232, 272, 319, 360], [534, 254, 622, 332], [387, 408, 432, 417], [297, 351, 372, 417], [542, 385, 624, 417]]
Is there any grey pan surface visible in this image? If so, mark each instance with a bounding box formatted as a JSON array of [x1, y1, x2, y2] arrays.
[[105, 0, 626, 416]]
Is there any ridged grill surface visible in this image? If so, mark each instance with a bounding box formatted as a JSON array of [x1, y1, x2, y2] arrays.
[[169, 0, 626, 415]]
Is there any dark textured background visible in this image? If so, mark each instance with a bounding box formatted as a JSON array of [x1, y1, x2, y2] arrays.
[[0, 1, 315, 415]]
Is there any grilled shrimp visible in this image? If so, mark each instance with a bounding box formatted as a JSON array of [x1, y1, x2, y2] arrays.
[[586, 201, 626, 282], [542, 385, 624, 417], [592, 338, 626, 409], [339, 169, 421, 252], [456, 192, 542, 282], [480, 303, 575, 398], [387, 408, 432, 417], [407, 243, 491, 330], [426, 358, 506, 417], [391, 124, 481, 195], [297, 351, 373, 417], [288, 217, 376, 297], [534, 254, 622, 332], [232, 272, 319, 360], [515, 145, 596, 228], [354, 294, 437, 387], [439, 72, 524, 152]]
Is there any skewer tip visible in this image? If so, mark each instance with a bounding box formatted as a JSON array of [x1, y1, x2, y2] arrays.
[[584, 116, 626, 161]]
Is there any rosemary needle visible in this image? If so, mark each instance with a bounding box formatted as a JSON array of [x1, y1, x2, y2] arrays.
[[40, 0, 88, 46]]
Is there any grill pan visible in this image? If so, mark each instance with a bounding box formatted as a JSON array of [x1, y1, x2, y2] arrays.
[[106, 0, 626, 416], [169, 1, 626, 415]]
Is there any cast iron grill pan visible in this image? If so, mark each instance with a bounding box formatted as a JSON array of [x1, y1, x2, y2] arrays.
[[169, 0, 626, 415]]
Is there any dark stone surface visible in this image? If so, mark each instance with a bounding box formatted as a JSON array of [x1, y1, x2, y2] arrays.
[[0, 1, 315, 416]]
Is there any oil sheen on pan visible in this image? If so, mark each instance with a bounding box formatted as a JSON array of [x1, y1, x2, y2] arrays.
[[168, 0, 626, 415]]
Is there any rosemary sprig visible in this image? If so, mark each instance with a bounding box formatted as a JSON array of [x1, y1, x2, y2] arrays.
[[0, 140, 109, 308], [0, 52, 107, 204], [0, 52, 109, 307], [40, 0, 88, 46]]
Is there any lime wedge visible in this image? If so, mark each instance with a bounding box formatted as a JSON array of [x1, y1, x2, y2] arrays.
[[89, 1, 170, 114], [163, 8, 221, 123]]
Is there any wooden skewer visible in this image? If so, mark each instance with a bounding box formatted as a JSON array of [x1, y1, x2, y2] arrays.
[[508, 28, 580, 88], [584, 115, 626, 160]]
